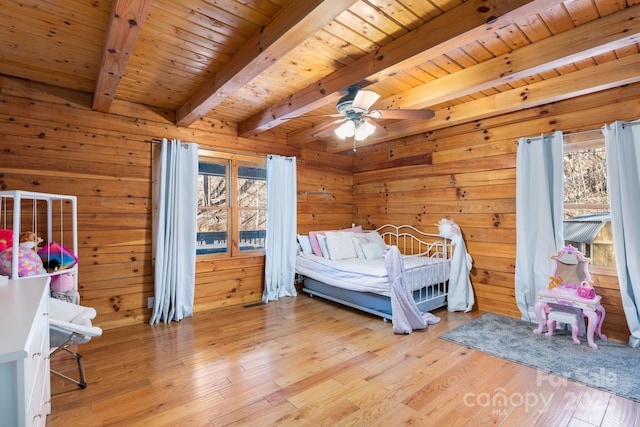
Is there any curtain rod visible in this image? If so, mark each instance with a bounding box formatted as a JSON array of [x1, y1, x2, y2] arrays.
[[516, 120, 640, 143], [152, 139, 302, 162], [622, 120, 640, 128], [516, 128, 603, 144], [151, 138, 194, 145], [266, 154, 296, 162], [151, 139, 265, 157]]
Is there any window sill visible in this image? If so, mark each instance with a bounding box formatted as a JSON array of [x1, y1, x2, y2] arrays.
[[197, 251, 265, 261]]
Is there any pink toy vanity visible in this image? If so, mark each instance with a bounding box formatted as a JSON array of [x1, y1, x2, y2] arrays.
[[532, 245, 607, 349]]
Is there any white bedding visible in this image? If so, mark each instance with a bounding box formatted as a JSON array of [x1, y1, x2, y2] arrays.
[[295, 252, 450, 297]]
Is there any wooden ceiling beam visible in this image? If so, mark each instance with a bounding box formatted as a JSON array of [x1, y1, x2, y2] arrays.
[[92, 0, 152, 113], [326, 53, 640, 152], [290, 3, 640, 148], [175, 0, 357, 127], [375, 4, 640, 111], [238, 0, 567, 137]]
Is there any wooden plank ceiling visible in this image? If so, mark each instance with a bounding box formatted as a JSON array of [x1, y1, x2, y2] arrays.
[[1, 0, 639, 152]]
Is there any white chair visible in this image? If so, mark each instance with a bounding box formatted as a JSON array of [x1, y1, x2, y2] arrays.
[[49, 297, 102, 389]]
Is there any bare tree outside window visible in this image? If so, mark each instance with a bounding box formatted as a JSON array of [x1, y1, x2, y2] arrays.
[[563, 133, 615, 267], [196, 157, 266, 256], [564, 147, 608, 218]]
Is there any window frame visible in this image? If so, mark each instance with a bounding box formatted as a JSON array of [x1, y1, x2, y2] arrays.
[[562, 131, 616, 273], [197, 149, 266, 258]]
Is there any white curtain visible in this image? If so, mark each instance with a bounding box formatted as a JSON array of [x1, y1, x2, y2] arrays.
[[150, 138, 199, 325], [603, 120, 640, 348], [262, 155, 297, 302], [515, 131, 565, 321]]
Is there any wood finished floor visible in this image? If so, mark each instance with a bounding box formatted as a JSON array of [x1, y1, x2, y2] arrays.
[[47, 296, 640, 426]]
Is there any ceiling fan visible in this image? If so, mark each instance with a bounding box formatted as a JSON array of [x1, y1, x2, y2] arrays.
[[305, 85, 435, 143]]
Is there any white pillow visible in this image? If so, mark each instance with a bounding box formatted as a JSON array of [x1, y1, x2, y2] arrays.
[[297, 234, 313, 255], [317, 234, 330, 259], [325, 231, 357, 260], [353, 231, 387, 255], [352, 236, 366, 259], [362, 241, 385, 259], [366, 231, 387, 251]]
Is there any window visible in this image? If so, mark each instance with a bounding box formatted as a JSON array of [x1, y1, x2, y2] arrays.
[[563, 131, 615, 268], [197, 151, 266, 256]]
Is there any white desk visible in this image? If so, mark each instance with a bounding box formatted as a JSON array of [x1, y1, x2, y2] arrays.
[[0, 276, 51, 427]]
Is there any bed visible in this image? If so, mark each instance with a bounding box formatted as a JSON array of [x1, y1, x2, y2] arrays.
[[295, 224, 452, 322]]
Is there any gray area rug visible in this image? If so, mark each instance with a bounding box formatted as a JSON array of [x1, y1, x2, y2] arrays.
[[440, 312, 640, 402]]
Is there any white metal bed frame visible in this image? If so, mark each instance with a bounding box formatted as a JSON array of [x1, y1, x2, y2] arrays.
[[300, 224, 452, 321]]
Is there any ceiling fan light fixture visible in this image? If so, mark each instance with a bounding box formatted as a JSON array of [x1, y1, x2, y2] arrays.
[[335, 120, 356, 139], [355, 120, 376, 141]]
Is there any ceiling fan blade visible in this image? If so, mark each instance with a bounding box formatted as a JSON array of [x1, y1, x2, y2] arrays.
[[374, 109, 435, 120], [367, 118, 387, 137], [310, 117, 346, 137], [351, 90, 380, 111]]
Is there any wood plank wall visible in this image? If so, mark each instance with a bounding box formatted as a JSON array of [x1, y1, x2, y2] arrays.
[[0, 75, 349, 331], [195, 147, 352, 313], [352, 82, 640, 343], [1, 72, 638, 343]]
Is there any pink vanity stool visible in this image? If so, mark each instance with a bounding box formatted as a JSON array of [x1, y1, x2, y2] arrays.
[[532, 245, 607, 349]]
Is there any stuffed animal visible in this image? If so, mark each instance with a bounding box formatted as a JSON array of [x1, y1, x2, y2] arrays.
[[38, 241, 78, 270], [0, 246, 47, 277], [19, 231, 42, 252], [437, 218, 462, 239], [51, 272, 75, 292], [548, 276, 563, 290], [0, 230, 47, 277], [43, 259, 61, 273], [43, 258, 75, 291], [0, 229, 12, 252]]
